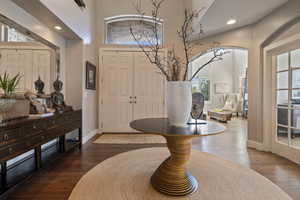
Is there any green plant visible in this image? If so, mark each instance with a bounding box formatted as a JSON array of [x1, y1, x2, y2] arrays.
[[0, 72, 22, 97]]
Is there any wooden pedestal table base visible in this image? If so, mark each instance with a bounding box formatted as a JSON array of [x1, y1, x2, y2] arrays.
[[130, 118, 226, 197], [151, 136, 197, 196]]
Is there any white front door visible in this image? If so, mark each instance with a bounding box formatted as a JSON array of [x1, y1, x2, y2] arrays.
[[100, 49, 166, 133], [133, 52, 165, 120], [101, 51, 134, 132], [272, 48, 300, 163]]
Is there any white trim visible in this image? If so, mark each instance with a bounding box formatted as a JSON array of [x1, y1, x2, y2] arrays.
[[82, 129, 101, 144], [104, 15, 164, 24], [103, 15, 164, 46], [263, 32, 300, 162], [247, 140, 268, 152], [0, 44, 51, 50]]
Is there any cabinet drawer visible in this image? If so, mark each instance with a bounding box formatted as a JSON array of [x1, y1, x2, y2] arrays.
[[9, 142, 27, 155], [29, 134, 47, 146], [64, 113, 73, 122], [56, 115, 66, 125], [24, 122, 46, 136], [0, 142, 26, 159], [0, 147, 9, 158], [46, 118, 57, 128], [1, 128, 21, 142]]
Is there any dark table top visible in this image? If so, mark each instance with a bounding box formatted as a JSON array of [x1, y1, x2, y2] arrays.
[[130, 118, 226, 137]]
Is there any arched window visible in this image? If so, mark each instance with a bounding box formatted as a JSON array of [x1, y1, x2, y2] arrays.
[[104, 15, 163, 46]]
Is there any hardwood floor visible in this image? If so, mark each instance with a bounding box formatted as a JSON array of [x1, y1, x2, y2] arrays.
[[4, 118, 300, 200]]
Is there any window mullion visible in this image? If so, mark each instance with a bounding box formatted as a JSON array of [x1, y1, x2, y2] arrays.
[[288, 51, 292, 146]]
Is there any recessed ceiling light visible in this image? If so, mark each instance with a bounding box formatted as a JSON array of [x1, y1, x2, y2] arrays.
[[54, 26, 62, 30], [227, 19, 237, 25]]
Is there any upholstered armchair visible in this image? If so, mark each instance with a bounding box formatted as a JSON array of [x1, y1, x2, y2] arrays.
[[222, 93, 242, 116]]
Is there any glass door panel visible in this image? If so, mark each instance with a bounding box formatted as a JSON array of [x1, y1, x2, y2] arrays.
[[277, 52, 289, 71], [291, 109, 300, 128], [291, 128, 300, 149], [277, 71, 289, 89], [292, 69, 300, 88], [291, 49, 300, 68], [275, 48, 300, 156], [277, 126, 289, 145], [277, 90, 288, 105], [291, 90, 300, 106], [277, 108, 288, 126]]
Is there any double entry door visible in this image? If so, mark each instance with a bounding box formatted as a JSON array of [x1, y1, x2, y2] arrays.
[[100, 49, 166, 132]]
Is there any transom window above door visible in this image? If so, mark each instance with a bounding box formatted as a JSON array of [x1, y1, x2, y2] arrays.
[[104, 15, 163, 46]]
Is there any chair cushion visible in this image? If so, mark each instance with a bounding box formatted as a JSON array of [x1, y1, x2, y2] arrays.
[[222, 101, 233, 111]]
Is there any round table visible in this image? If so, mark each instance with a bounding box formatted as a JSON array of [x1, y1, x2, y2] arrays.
[[130, 118, 226, 197]]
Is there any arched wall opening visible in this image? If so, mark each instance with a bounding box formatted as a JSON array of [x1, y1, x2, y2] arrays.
[[190, 47, 249, 135]]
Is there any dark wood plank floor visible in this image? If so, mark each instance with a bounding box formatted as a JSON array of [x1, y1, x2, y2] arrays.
[[4, 119, 300, 200]]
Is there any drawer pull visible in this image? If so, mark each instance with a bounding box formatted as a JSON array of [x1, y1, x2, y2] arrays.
[[9, 147, 13, 154], [33, 125, 37, 130], [4, 134, 8, 141]]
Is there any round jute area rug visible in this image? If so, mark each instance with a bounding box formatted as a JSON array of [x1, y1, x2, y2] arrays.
[[68, 148, 291, 200]]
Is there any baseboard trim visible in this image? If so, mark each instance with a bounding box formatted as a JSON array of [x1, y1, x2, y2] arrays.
[[247, 140, 268, 152], [83, 129, 102, 144]]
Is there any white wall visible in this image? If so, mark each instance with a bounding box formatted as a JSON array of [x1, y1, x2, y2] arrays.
[[41, 0, 99, 140], [96, 0, 185, 52]]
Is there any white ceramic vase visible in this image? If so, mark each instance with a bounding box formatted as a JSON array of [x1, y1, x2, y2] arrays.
[[166, 81, 192, 127]]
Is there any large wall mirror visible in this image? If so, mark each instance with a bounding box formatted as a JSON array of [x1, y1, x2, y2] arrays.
[[0, 14, 60, 95]]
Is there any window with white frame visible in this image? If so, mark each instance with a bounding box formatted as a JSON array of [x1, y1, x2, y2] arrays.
[[104, 15, 163, 46], [276, 48, 300, 150], [192, 77, 211, 102]]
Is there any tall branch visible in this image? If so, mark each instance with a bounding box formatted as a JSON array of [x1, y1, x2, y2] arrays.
[[130, 0, 227, 82], [189, 48, 229, 81]]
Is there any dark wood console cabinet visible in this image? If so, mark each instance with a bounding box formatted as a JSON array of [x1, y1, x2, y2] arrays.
[[0, 110, 82, 193]]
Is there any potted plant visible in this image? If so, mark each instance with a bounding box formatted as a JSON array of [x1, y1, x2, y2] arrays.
[[0, 72, 22, 122], [130, 0, 226, 127]]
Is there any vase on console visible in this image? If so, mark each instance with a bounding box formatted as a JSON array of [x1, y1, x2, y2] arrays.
[[167, 81, 192, 127]]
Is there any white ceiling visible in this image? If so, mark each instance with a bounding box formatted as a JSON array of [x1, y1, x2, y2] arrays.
[[40, 0, 94, 43], [199, 0, 288, 37]]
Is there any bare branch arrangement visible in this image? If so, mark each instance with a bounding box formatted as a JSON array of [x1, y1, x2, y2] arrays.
[[130, 0, 228, 81]]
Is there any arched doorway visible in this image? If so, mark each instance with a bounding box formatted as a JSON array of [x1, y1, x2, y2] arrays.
[[190, 47, 249, 135]]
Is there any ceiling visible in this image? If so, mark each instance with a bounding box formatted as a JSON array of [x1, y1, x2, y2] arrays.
[[12, 0, 80, 40], [199, 0, 288, 37], [40, 0, 94, 43]]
